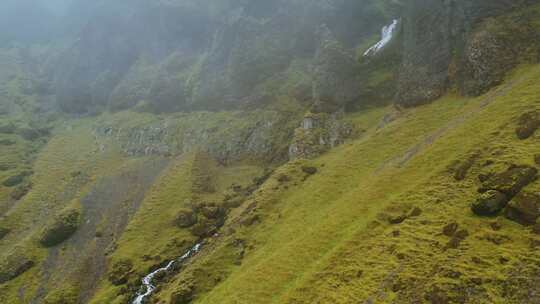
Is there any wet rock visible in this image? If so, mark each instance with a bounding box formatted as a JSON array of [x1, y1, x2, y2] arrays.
[[175, 208, 197, 228], [515, 111, 539, 140], [442, 222, 459, 237], [478, 165, 537, 197], [0, 253, 34, 284], [108, 259, 133, 285], [505, 191, 540, 225], [39, 207, 81, 247], [471, 190, 509, 216]]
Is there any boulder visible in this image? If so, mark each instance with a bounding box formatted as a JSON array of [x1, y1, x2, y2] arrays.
[[0, 253, 34, 284], [505, 191, 540, 225], [478, 165, 538, 197], [516, 111, 539, 140], [39, 207, 81, 247], [471, 190, 509, 216], [108, 259, 133, 286], [175, 208, 197, 229], [2, 171, 32, 187]]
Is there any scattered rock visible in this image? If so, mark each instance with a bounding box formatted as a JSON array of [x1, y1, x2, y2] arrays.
[[478, 165, 537, 197], [446, 229, 469, 250], [442, 222, 459, 237], [490, 221, 502, 231], [515, 111, 539, 140], [301, 166, 318, 175], [39, 206, 81, 247], [108, 259, 133, 285], [175, 208, 197, 228], [471, 190, 509, 216], [388, 214, 407, 225], [453, 153, 479, 181], [505, 191, 540, 225], [408, 207, 422, 217], [277, 174, 290, 183]]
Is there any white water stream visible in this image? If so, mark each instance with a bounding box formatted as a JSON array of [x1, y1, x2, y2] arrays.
[[132, 243, 202, 304], [363, 19, 399, 57]]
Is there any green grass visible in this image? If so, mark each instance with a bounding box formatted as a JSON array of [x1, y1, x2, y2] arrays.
[[147, 65, 540, 304]]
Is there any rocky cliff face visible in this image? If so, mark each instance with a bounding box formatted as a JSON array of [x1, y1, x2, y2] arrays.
[[396, 0, 540, 107]]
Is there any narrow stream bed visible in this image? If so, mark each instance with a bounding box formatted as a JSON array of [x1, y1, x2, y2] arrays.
[[132, 242, 203, 304]]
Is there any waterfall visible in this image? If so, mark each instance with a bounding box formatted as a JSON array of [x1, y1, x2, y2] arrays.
[[132, 243, 203, 304], [363, 19, 399, 57]]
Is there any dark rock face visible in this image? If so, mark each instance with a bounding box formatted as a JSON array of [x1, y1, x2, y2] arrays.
[[39, 207, 81, 247], [478, 165, 538, 197], [515, 111, 539, 140], [505, 191, 540, 225], [312, 26, 362, 113], [396, 0, 540, 107], [471, 190, 509, 216]]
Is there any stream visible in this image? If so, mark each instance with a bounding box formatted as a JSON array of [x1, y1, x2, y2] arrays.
[[132, 242, 203, 304]]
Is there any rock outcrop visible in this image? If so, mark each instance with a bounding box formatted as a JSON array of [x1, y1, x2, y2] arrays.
[[39, 205, 81, 247]]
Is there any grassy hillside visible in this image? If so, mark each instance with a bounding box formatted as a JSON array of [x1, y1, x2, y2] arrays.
[[0, 53, 538, 304], [146, 64, 539, 304]]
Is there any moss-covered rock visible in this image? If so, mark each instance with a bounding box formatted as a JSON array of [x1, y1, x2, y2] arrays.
[[108, 259, 134, 286], [478, 165, 538, 197], [515, 111, 540, 140], [505, 191, 540, 225], [175, 208, 197, 229], [0, 252, 34, 284], [471, 190, 509, 216], [190, 216, 223, 238], [2, 170, 32, 187], [39, 205, 81, 247]]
